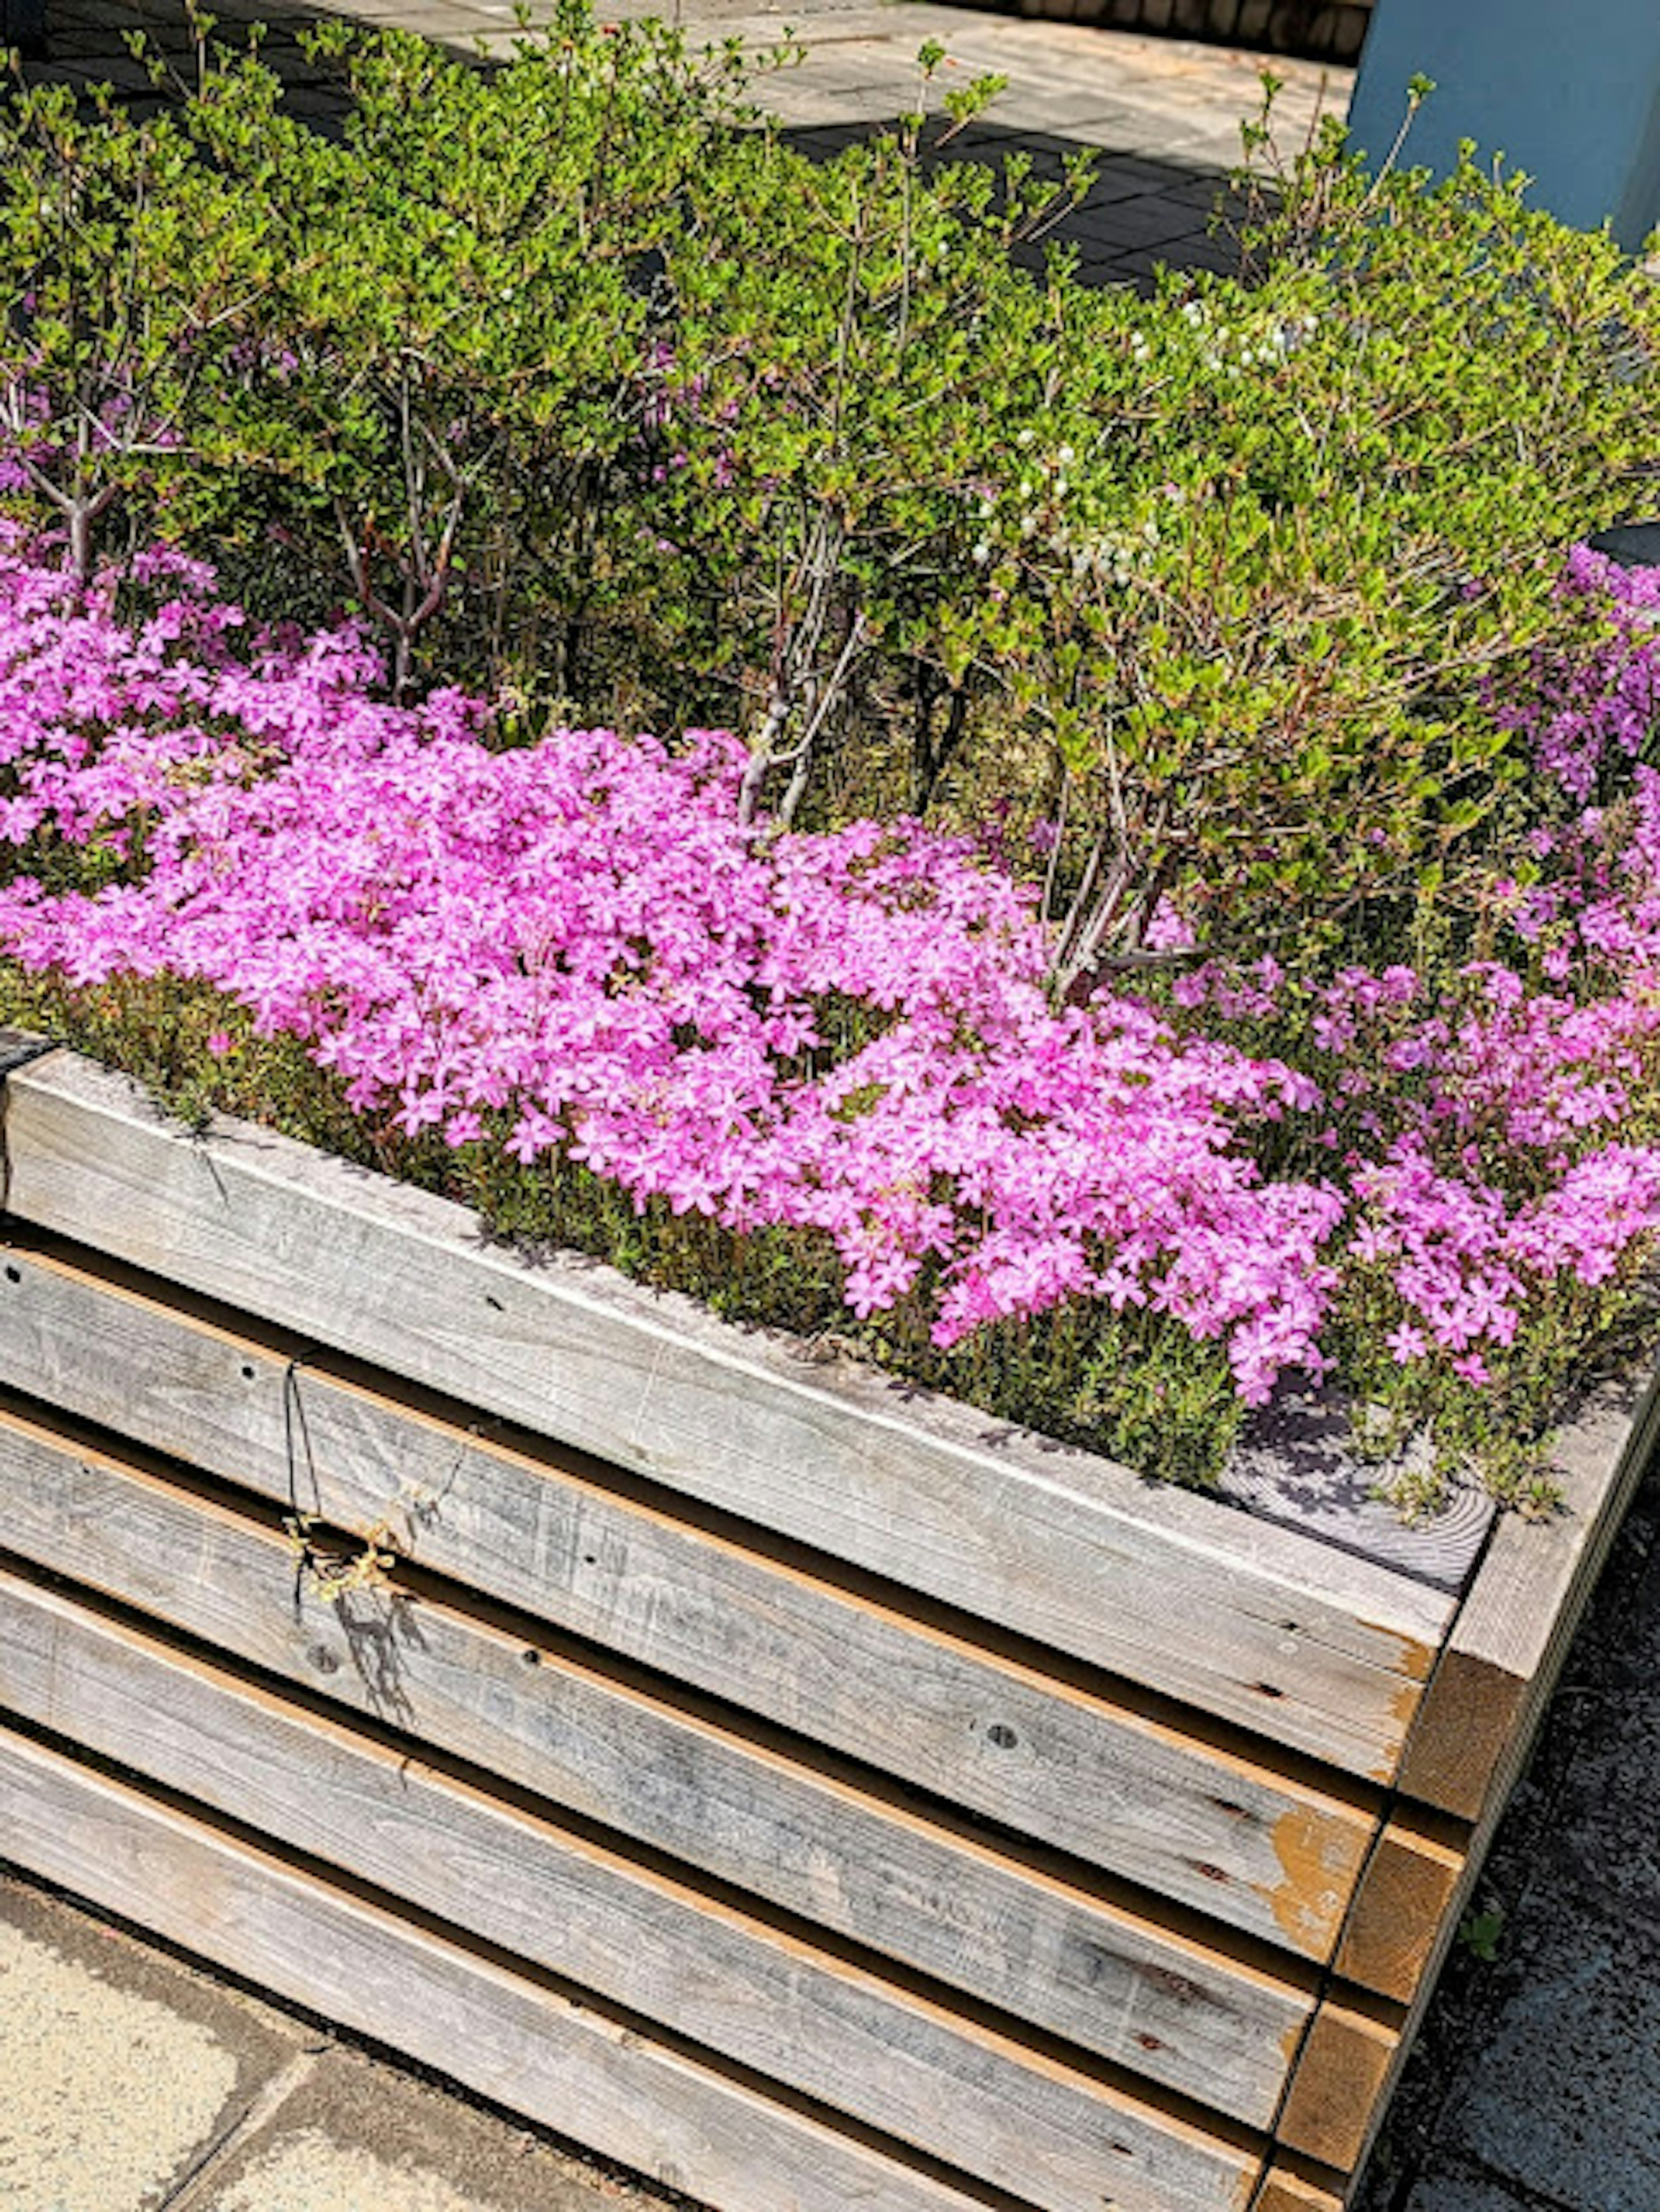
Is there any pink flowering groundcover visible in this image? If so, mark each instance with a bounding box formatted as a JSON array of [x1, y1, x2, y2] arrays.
[[2, 527, 1659, 1503]]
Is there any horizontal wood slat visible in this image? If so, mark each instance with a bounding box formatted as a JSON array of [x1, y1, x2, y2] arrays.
[[1271, 2000, 1401, 2173], [1330, 1810, 1466, 2005], [0, 1232, 1387, 1966], [0, 1724, 1047, 2212], [0, 1562, 1264, 2212], [0, 1048, 1451, 1781], [0, 1037, 1651, 2212], [0, 1395, 1319, 2124]]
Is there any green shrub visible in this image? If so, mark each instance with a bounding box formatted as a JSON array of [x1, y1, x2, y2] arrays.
[[3, 30, 1659, 983], [955, 114, 1660, 988], [652, 55, 1090, 821], [0, 68, 271, 579], [182, 6, 771, 697]]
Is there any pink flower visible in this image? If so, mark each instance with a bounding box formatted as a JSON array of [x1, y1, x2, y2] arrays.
[[4, 532, 1658, 1432]]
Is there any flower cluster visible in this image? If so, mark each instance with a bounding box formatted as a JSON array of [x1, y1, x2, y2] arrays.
[[1170, 553, 1660, 1397], [3, 531, 1660, 1455], [1497, 546, 1660, 802], [0, 532, 1339, 1404]]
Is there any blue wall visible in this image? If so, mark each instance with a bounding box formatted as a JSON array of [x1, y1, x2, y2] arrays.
[[1347, 0, 1660, 249]]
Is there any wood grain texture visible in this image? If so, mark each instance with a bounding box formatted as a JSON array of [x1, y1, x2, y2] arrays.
[[1331, 1811, 1466, 2005], [1397, 1368, 1660, 1820], [0, 1723, 1048, 2212], [0, 1564, 1261, 2212], [1249, 2168, 1347, 2212], [1316, 1791, 1510, 2202], [1220, 1387, 1491, 1595], [0, 1235, 1379, 1964], [0, 1397, 1319, 2125], [1271, 2000, 1400, 2172], [0, 1049, 1451, 1779]]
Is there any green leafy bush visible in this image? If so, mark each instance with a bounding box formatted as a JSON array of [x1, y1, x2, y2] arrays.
[[970, 116, 1660, 988], [0, 69, 271, 578], [2, 6, 770, 686], [7, 25, 1657, 960], [181, 6, 772, 697], [654, 57, 1088, 821]]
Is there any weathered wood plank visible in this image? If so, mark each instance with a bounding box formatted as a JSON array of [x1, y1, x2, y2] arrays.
[[0, 1395, 1319, 2123], [1331, 1810, 1467, 2005], [0, 1724, 1051, 2212], [1250, 2168, 1347, 2212], [0, 1234, 1385, 1964], [1221, 1387, 1492, 1595], [0, 1048, 1452, 1780], [0, 1566, 1262, 2212], [1313, 1360, 1660, 2196], [1396, 1367, 1660, 1821], [1271, 1998, 1401, 2173], [1312, 1818, 1495, 2206]]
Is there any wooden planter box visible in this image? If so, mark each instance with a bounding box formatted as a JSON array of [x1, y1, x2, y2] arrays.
[[0, 1036, 1653, 2212]]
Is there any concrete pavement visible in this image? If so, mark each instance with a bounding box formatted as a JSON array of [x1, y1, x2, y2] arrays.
[[0, 1870, 677, 2211]]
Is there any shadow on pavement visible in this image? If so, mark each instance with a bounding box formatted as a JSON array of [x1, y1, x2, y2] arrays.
[[5, 0, 1248, 288]]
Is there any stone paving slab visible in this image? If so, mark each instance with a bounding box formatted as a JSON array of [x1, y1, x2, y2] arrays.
[[1444, 1909, 1660, 2212], [726, 3, 1341, 161], [186, 2044, 666, 2212], [1403, 2171, 1551, 2212], [0, 1873, 677, 2212], [0, 1880, 288, 2212]]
